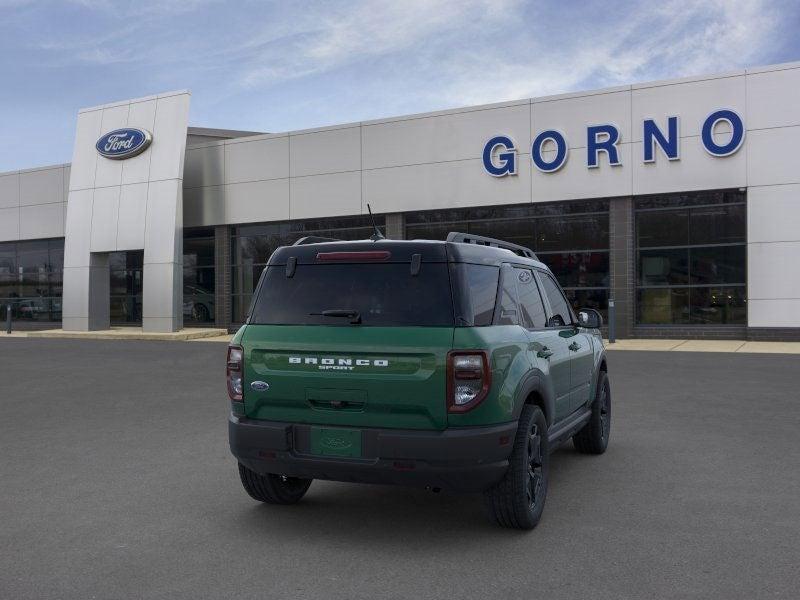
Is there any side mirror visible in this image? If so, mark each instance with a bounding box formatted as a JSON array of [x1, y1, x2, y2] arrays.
[[577, 308, 603, 329]]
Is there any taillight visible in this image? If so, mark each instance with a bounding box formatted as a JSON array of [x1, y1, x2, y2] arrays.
[[227, 345, 243, 401], [447, 350, 491, 412]]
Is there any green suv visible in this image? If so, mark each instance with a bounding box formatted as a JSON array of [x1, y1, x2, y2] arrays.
[[228, 232, 610, 529]]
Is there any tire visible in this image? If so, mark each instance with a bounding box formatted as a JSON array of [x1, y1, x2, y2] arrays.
[[483, 405, 549, 530], [573, 371, 611, 455], [237, 463, 312, 505]]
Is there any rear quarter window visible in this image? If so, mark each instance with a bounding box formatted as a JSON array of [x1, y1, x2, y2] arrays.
[[451, 264, 500, 326], [250, 263, 454, 327]]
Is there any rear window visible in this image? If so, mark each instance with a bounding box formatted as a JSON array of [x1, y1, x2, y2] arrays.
[[249, 263, 454, 326]]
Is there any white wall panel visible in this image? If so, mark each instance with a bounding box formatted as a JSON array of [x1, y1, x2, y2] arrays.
[[143, 178, 180, 264], [746, 68, 800, 130], [19, 202, 64, 240], [116, 183, 148, 250], [89, 186, 120, 252], [225, 136, 289, 183], [748, 299, 800, 327], [94, 104, 129, 189], [532, 145, 632, 202], [363, 103, 530, 169], [290, 171, 361, 219], [63, 189, 93, 268], [225, 178, 289, 224], [632, 139, 746, 195], [631, 75, 746, 141], [747, 184, 800, 244], [290, 126, 360, 177], [149, 93, 191, 182], [61, 267, 90, 319], [184, 185, 225, 228], [0, 173, 19, 209], [121, 99, 157, 185], [0, 207, 19, 240], [69, 109, 103, 191], [364, 158, 530, 214], [746, 126, 800, 187], [185, 144, 224, 188], [748, 241, 800, 300], [534, 90, 631, 147], [19, 167, 63, 206]]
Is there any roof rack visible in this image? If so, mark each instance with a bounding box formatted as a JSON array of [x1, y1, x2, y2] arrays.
[[446, 232, 537, 259], [292, 236, 340, 245]]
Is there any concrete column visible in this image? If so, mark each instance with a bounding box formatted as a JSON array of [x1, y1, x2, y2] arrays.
[[608, 197, 634, 339], [214, 225, 232, 330]]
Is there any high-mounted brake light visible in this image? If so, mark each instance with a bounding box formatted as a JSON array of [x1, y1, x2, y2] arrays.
[[316, 251, 391, 261], [227, 345, 244, 401], [447, 350, 491, 413]]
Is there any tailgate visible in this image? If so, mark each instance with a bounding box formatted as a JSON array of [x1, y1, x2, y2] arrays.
[[242, 325, 454, 430]]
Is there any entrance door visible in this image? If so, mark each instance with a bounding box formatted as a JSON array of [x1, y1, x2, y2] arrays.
[[109, 251, 143, 325]]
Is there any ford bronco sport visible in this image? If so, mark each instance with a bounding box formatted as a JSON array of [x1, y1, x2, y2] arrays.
[[228, 232, 610, 529]]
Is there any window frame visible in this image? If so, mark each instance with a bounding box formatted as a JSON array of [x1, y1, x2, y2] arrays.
[[534, 269, 577, 329], [511, 266, 549, 330]]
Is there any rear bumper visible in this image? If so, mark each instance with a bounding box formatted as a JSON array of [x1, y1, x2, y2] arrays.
[[229, 415, 517, 493]]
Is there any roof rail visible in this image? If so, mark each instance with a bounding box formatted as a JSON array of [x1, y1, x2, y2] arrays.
[[446, 232, 537, 259], [292, 236, 340, 246]]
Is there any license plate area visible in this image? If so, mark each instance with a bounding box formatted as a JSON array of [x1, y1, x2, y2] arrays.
[[310, 427, 362, 458]]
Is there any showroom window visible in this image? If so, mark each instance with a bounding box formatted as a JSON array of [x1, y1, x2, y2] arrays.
[[230, 215, 386, 323], [0, 238, 64, 323], [109, 250, 144, 325], [635, 189, 746, 325], [183, 228, 216, 325], [405, 201, 610, 318]]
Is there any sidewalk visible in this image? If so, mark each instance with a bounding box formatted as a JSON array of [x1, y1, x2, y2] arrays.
[[603, 339, 800, 354], [0, 327, 228, 341]]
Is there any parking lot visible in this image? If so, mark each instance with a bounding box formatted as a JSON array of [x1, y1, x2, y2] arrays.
[[1, 338, 798, 600]]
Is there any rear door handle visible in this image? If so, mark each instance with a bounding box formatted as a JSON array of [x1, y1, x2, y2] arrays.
[[568, 342, 581, 352], [537, 346, 553, 359]]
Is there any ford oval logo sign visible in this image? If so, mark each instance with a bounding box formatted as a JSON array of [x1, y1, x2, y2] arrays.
[[96, 128, 152, 160]]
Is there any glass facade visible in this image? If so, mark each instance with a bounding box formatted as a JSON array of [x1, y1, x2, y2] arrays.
[[0, 238, 64, 322], [184, 228, 216, 325], [405, 202, 610, 318], [230, 215, 386, 323], [109, 250, 143, 325], [0, 191, 749, 334], [635, 190, 746, 325]]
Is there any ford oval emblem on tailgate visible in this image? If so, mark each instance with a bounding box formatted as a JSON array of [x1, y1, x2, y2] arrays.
[[250, 381, 270, 391]]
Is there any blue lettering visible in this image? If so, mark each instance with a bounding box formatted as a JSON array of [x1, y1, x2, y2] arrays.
[[701, 109, 745, 157], [482, 135, 517, 176], [531, 130, 568, 173], [587, 124, 621, 168], [643, 116, 679, 162]]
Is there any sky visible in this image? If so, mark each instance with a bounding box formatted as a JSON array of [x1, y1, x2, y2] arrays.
[[0, 0, 798, 171]]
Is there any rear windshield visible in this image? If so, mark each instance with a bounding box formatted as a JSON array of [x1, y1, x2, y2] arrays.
[[249, 263, 454, 326]]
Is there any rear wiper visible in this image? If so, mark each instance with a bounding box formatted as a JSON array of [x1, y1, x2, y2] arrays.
[[310, 309, 362, 324]]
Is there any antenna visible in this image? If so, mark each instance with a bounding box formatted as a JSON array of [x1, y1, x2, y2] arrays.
[[366, 204, 385, 241]]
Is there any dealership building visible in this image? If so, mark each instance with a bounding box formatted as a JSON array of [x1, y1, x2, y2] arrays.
[[1, 60, 799, 339]]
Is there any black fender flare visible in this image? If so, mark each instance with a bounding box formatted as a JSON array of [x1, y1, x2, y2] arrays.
[[511, 369, 556, 427], [591, 348, 609, 402]]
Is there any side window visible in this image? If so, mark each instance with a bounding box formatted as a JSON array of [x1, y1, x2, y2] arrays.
[[539, 272, 573, 327], [515, 268, 547, 329], [464, 264, 499, 326], [496, 265, 519, 325]]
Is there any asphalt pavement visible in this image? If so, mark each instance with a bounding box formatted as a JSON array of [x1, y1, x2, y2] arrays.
[[0, 338, 798, 600]]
